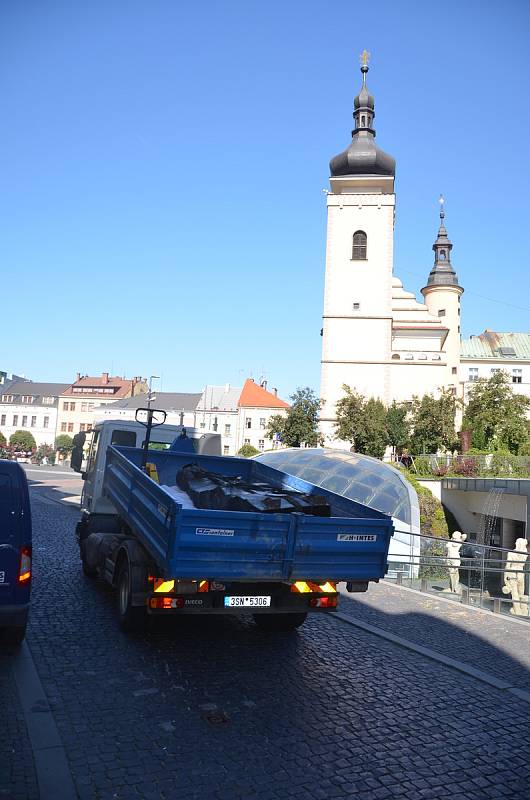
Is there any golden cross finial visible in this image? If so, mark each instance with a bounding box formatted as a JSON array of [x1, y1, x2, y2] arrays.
[[360, 49, 370, 67]]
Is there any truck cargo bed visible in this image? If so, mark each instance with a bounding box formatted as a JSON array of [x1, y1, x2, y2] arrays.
[[104, 446, 394, 583]]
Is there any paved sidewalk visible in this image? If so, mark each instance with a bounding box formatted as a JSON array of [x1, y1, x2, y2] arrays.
[[0, 651, 39, 800], [338, 581, 530, 691]]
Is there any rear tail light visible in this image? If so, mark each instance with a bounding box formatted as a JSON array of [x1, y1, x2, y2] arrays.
[[149, 596, 185, 609], [18, 547, 31, 583], [309, 596, 337, 609]]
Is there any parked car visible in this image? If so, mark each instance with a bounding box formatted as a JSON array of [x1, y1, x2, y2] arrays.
[[0, 460, 32, 644]]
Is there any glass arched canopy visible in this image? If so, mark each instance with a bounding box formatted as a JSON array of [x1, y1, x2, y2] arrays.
[[255, 448, 419, 536]]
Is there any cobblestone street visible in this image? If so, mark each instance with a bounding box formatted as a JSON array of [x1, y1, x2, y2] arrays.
[[2, 489, 530, 800]]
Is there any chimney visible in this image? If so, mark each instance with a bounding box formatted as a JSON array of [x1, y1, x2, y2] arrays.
[[224, 383, 230, 393], [76, 372, 81, 381], [261, 379, 267, 390], [102, 372, 109, 384], [273, 387, 277, 397]]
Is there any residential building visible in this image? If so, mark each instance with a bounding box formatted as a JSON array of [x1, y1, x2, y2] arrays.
[[196, 379, 289, 455], [56, 373, 148, 439], [0, 382, 70, 447], [96, 392, 202, 426], [460, 331, 530, 409]]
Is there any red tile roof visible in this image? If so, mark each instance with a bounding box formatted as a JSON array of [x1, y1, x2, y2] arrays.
[[238, 379, 289, 409], [62, 374, 145, 399]]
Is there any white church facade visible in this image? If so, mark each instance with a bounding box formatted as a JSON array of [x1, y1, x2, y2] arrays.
[[319, 58, 466, 446]]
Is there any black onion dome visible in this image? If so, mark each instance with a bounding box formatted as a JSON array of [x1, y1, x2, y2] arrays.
[[330, 63, 395, 178]]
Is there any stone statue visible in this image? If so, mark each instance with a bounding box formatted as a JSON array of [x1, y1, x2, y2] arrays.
[[446, 531, 467, 594], [502, 538, 528, 616]]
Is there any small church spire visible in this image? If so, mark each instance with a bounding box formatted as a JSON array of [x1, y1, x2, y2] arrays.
[[424, 196, 462, 288]]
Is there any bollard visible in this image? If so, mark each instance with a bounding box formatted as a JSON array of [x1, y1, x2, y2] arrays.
[[420, 578, 428, 593], [396, 572, 403, 586], [461, 588, 469, 604], [493, 598, 501, 614]]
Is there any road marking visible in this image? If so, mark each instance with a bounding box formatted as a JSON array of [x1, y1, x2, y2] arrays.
[[331, 611, 530, 703], [12, 641, 78, 799]]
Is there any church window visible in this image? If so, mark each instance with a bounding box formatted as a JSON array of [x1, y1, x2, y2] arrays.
[[352, 231, 367, 260], [439, 250, 446, 261], [391, 354, 400, 360], [352, 302, 360, 311], [469, 368, 478, 382], [361, 115, 366, 126], [452, 367, 457, 374], [512, 369, 522, 384], [438, 309, 446, 317]]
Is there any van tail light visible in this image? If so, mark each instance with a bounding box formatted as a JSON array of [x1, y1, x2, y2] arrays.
[[18, 546, 32, 583]]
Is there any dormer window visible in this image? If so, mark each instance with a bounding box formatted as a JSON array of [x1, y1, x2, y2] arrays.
[[352, 231, 367, 260]]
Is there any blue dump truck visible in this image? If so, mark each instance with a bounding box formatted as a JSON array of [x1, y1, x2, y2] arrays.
[[75, 416, 394, 632]]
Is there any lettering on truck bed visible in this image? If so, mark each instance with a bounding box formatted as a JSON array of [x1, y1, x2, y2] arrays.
[[337, 533, 378, 542], [195, 528, 235, 537]]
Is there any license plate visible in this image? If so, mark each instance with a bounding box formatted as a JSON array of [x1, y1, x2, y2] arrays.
[[224, 595, 271, 608]]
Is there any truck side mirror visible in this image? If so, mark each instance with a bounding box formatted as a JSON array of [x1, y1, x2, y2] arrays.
[[70, 445, 84, 473]]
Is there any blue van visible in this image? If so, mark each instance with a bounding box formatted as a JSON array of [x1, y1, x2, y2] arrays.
[[0, 460, 32, 644]]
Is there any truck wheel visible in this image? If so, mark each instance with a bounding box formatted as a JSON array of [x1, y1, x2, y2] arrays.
[[253, 613, 307, 632], [117, 561, 146, 632], [80, 541, 97, 577]]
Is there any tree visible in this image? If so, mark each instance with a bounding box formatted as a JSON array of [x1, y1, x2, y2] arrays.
[[34, 443, 56, 465], [9, 430, 37, 453], [386, 401, 409, 457], [237, 444, 259, 458], [55, 434, 74, 456], [409, 390, 458, 455], [463, 371, 530, 454], [266, 387, 322, 448], [335, 387, 388, 458], [0, 430, 6, 446]]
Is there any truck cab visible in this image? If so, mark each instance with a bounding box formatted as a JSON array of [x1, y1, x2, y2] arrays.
[[79, 417, 222, 518]]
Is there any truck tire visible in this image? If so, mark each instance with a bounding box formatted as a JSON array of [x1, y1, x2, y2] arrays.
[[253, 613, 307, 632], [117, 560, 146, 632], [80, 540, 97, 577]]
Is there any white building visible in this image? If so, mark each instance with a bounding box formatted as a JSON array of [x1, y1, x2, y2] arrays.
[[0, 381, 69, 447], [96, 392, 202, 427], [320, 60, 465, 445], [196, 379, 289, 455], [460, 331, 530, 408]]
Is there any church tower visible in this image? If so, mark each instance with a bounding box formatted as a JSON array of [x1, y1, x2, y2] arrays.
[[320, 54, 396, 443], [421, 197, 464, 392]]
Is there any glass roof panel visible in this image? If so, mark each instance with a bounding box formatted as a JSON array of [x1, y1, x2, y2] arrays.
[[255, 448, 417, 527]]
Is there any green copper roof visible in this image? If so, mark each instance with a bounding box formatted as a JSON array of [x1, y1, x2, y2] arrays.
[[461, 331, 530, 360]]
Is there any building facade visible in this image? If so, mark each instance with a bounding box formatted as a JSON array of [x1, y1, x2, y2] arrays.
[[96, 392, 202, 427], [320, 60, 465, 445], [0, 382, 69, 447], [56, 373, 147, 438], [460, 331, 530, 408], [196, 379, 289, 455]]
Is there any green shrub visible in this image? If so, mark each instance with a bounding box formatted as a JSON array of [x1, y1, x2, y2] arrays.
[[9, 430, 37, 452], [237, 444, 259, 458]]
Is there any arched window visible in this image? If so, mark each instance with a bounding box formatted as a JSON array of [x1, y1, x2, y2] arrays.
[[439, 249, 446, 261], [352, 230, 367, 260], [391, 354, 400, 360], [361, 115, 366, 127]]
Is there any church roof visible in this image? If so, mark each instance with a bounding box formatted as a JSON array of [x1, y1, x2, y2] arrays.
[[423, 197, 462, 290], [461, 331, 530, 360], [329, 61, 395, 178]]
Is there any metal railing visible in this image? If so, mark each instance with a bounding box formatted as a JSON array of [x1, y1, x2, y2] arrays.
[[386, 529, 530, 621]]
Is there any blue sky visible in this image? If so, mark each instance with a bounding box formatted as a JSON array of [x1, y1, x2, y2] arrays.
[[1, 0, 529, 399]]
